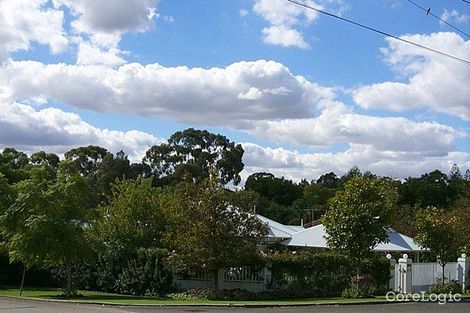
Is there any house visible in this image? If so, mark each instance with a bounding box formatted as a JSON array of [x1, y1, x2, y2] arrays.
[[257, 214, 423, 253]]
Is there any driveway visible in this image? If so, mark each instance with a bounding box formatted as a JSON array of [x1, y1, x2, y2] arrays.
[[1, 297, 469, 313]]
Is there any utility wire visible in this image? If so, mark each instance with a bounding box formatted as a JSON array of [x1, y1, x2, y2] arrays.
[[285, 0, 470, 65], [406, 0, 470, 38], [461, 0, 470, 5]]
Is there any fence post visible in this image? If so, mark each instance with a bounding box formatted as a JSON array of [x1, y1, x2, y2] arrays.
[[457, 254, 468, 293], [263, 266, 271, 291], [398, 254, 412, 294], [387, 254, 396, 291]]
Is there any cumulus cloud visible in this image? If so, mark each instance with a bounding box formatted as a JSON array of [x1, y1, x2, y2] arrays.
[[241, 142, 470, 182], [253, 0, 321, 48], [0, 101, 161, 162], [0, 0, 69, 62], [246, 103, 463, 154], [52, 0, 159, 66], [252, 0, 349, 48], [0, 59, 334, 124], [352, 32, 470, 120], [55, 0, 158, 34]]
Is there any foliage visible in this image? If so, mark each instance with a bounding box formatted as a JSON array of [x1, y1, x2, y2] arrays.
[[0, 148, 30, 184], [269, 252, 351, 294], [144, 128, 244, 186], [428, 281, 461, 294], [168, 288, 321, 300], [90, 178, 172, 296], [245, 172, 303, 206], [93, 178, 168, 251], [164, 177, 265, 289], [114, 248, 173, 296], [0, 165, 94, 296], [414, 206, 464, 283], [323, 177, 397, 272]]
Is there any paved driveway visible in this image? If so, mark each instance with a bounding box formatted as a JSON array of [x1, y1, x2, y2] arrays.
[[1, 297, 469, 313]]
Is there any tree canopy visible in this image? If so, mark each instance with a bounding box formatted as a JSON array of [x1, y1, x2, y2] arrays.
[[144, 128, 244, 186]]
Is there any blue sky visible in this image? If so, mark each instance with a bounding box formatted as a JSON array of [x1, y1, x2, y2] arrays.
[[0, 0, 469, 182]]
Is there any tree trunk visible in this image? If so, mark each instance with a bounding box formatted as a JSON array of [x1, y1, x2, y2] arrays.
[[214, 269, 219, 290], [65, 263, 73, 297], [18, 266, 26, 297]]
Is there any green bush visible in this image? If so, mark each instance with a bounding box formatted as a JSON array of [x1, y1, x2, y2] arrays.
[[93, 248, 173, 296], [429, 281, 461, 294], [168, 288, 321, 301], [269, 252, 351, 295], [269, 251, 390, 296]]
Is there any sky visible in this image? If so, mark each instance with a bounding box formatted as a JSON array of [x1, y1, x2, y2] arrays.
[[0, 0, 469, 183]]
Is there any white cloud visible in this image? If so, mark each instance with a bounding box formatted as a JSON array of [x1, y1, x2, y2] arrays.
[[76, 41, 126, 67], [352, 32, 470, 120], [0, 59, 335, 124], [241, 142, 470, 182], [55, 0, 158, 34], [0, 0, 69, 62], [440, 9, 469, 26], [51, 0, 159, 66], [252, 0, 349, 48], [262, 25, 309, 48], [253, 0, 321, 48], [0, 100, 161, 162], [246, 103, 463, 154]]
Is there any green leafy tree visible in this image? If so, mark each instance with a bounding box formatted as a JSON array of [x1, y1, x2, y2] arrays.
[[94, 177, 167, 251], [414, 207, 464, 284], [144, 128, 244, 186], [164, 178, 265, 289], [91, 178, 171, 295], [0, 163, 93, 296], [0, 148, 30, 184], [245, 172, 303, 206], [323, 176, 397, 288]]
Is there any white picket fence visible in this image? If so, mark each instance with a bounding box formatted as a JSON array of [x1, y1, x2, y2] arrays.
[[410, 262, 458, 292], [392, 255, 468, 293]]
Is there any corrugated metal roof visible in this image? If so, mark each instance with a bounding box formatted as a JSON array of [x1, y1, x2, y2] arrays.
[[282, 224, 423, 252]]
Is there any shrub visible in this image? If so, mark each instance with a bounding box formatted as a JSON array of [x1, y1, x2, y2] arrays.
[[269, 251, 390, 296], [429, 281, 461, 294]]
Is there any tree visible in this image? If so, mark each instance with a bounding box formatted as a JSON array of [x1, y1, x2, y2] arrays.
[[245, 172, 302, 206], [94, 178, 167, 251], [323, 177, 397, 288], [0, 174, 15, 252], [64, 145, 109, 176], [91, 178, 171, 295], [0, 163, 93, 296], [144, 128, 244, 186], [164, 178, 265, 289], [0, 148, 30, 184], [414, 207, 464, 284], [316, 172, 339, 189]]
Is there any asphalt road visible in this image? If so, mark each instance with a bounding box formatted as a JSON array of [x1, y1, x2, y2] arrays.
[[1, 297, 469, 313]]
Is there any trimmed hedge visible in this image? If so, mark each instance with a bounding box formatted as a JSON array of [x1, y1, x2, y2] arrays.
[[268, 251, 389, 296]]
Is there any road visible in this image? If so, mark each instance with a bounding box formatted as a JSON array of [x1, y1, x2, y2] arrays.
[[1, 297, 469, 313]]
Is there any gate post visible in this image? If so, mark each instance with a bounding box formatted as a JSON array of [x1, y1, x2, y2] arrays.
[[398, 254, 412, 294], [386, 254, 396, 291], [457, 254, 468, 293]]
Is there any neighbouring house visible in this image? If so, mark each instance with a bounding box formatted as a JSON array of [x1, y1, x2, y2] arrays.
[[257, 214, 423, 253]]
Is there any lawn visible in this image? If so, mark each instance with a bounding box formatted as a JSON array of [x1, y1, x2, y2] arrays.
[[0, 286, 391, 306]]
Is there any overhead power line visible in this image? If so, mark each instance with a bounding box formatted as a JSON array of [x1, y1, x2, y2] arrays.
[[285, 0, 470, 65], [461, 0, 470, 5], [406, 0, 470, 38]]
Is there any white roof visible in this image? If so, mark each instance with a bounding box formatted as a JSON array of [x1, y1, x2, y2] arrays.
[[282, 224, 423, 252], [257, 215, 302, 239]]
